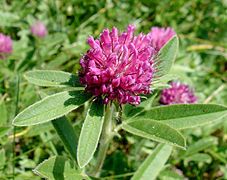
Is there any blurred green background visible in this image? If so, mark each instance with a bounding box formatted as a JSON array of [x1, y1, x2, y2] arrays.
[[0, 0, 226, 179]]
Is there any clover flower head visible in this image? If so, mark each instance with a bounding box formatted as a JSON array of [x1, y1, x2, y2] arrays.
[[79, 25, 157, 105], [30, 21, 47, 38], [150, 27, 176, 51], [161, 81, 198, 105], [0, 33, 12, 59]]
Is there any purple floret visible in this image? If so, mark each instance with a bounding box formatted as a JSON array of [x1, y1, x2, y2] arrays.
[[30, 21, 47, 38], [0, 33, 12, 59], [79, 25, 157, 105]]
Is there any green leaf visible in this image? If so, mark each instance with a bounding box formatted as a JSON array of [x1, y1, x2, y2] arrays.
[[122, 119, 186, 148], [0, 126, 11, 137], [0, 11, 19, 27], [0, 149, 5, 168], [77, 99, 104, 168], [25, 122, 53, 137], [13, 91, 92, 126], [0, 95, 7, 125], [223, 116, 227, 135], [185, 136, 218, 156], [159, 170, 184, 180], [123, 93, 157, 119], [52, 117, 79, 162], [207, 150, 227, 163], [46, 54, 70, 69], [185, 153, 212, 163], [201, 118, 224, 136], [133, 104, 227, 129], [19, 159, 36, 169], [11, 40, 33, 60], [35, 90, 81, 164], [24, 70, 83, 88], [139, 93, 158, 110], [41, 33, 66, 47], [154, 36, 179, 77], [34, 156, 93, 180], [131, 144, 172, 180]]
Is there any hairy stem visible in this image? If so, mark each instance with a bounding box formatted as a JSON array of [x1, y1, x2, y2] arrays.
[[90, 103, 114, 177]]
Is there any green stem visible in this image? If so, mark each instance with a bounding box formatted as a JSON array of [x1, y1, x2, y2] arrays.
[[12, 74, 20, 180], [90, 103, 114, 177], [101, 172, 135, 179]]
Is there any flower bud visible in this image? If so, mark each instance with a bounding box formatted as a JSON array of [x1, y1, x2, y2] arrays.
[[30, 21, 47, 38], [0, 33, 12, 59]]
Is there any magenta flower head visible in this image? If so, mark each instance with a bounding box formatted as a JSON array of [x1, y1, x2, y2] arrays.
[[161, 81, 198, 105], [79, 25, 156, 105], [30, 21, 47, 38], [0, 33, 13, 59], [150, 27, 176, 51]]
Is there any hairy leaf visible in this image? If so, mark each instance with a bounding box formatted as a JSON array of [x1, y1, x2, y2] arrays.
[[13, 91, 92, 126], [132, 144, 172, 180], [159, 170, 184, 180], [122, 119, 186, 148], [154, 36, 179, 77], [77, 99, 104, 168], [34, 156, 93, 180], [24, 70, 83, 88], [133, 104, 227, 129], [185, 153, 212, 163], [185, 136, 218, 156], [52, 117, 79, 162]]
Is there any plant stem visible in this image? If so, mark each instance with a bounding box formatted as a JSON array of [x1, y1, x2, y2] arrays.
[[12, 74, 20, 180], [90, 103, 114, 177]]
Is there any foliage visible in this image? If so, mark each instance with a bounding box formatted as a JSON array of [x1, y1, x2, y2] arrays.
[[0, 0, 226, 180]]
